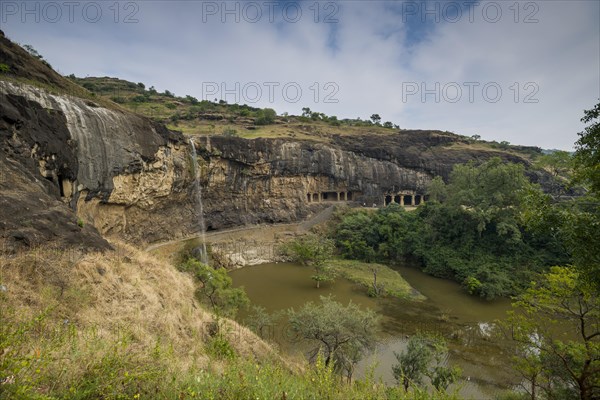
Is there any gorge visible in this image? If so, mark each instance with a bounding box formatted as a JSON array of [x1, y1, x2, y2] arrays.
[[2, 30, 594, 400]]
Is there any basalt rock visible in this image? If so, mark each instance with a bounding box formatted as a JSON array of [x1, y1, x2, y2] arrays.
[[1, 78, 556, 247]]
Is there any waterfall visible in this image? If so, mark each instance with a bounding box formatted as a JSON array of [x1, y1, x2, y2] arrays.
[[189, 139, 208, 265]]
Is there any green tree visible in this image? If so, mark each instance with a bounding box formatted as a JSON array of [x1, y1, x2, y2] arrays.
[[178, 259, 248, 318], [255, 108, 277, 125], [574, 102, 600, 196], [534, 150, 573, 178], [426, 176, 447, 203], [288, 295, 379, 376], [370, 114, 382, 125], [392, 334, 461, 392], [280, 234, 336, 288], [505, 266, 600, 400]]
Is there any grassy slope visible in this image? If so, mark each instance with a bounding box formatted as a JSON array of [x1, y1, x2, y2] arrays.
[[0, 244, 461, 399], [0, 241, 284, 396]]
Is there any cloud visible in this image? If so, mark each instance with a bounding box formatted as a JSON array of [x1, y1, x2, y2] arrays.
[[3, 0, 598, 150]]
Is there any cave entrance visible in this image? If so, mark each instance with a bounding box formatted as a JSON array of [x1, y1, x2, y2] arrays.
[[322, 192, 338, 201], [347, 192, 353, 201], [385, 195, 393, 206], [414, 195, 422, 206], [403, 195, 413, 206]]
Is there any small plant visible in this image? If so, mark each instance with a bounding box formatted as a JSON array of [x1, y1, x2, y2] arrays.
[[0, 63, 9, 74], [77, 218, 85, 228], [206, 334, 236, 360], [222, 127, 237, 137]]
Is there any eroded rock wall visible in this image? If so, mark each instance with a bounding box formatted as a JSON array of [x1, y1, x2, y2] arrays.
[[2, 80, 542, 248]]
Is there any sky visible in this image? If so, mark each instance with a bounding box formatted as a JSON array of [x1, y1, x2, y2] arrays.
[[2, 0, 599, 150]]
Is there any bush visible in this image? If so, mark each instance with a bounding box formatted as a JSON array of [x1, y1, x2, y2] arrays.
[[222, 127, 238, 136], [254, 108, 277, 125]]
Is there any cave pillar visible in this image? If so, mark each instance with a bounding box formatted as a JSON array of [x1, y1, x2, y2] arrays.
[[400, 195, 404, 206], [411, 195, 415, 206]]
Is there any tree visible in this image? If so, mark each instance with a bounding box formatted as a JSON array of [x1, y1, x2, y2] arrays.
[[383, 121, 394, 128], [534, 151, 573, 178], [574, 102, 600, 196], [255, 108, 277, 125], [370, 114, 382, 125], [178, 258, 248, 318], [302, 107, 311, 117], [505, 266, 600, 400], [244, 305, 279, 339], [426, 176, 447, 203], [280, 234, 336, 288], [185, 95, 199, 105], [392, 334, 461, 392], [287, 295, 379, 377]]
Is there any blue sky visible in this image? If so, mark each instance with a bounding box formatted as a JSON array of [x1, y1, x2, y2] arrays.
[[2, 0, 599, 150]]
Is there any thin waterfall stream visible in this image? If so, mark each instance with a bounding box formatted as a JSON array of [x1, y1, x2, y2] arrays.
[[189, 138, 208, 264]]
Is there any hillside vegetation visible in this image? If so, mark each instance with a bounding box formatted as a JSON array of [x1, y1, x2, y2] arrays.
[[0, 241, 465, 399], [68, 76, 543, 160]]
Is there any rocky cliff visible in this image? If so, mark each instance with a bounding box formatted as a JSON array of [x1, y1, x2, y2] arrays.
[[0, 33, 551, 249]]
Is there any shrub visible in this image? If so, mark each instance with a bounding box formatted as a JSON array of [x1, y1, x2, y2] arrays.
[[222, 127, 238, 136]]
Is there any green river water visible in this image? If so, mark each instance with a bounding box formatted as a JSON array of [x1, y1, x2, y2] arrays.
[[230, 262, 519, 399]]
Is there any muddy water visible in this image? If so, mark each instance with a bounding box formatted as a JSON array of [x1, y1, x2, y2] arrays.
[[230, 262, 518, 399]]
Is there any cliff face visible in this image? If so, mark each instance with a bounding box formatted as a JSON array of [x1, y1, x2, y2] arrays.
[[1, 34, 547, 248], [1, 79, 543, 247], [0, 80, 191, 247]]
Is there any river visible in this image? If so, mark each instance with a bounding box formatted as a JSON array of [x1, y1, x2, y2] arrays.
[[230, 262, 519, 399]]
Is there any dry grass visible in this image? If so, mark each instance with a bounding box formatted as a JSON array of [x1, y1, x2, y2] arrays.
[[0, 240, 287, 388]]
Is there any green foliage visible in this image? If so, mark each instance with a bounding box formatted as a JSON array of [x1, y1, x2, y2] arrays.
[[392, 334, 461, 393], [504, 266, 600, 400], [332, 159, 567, 298], [205, 335, 236, 360], [76, 218, 84, 228], [426, 176, 447, 203], [254, 108, 277, 125], [534, 150, 573, 178], [222, 127, 238, 136], [288, 295, 380, 377], [280, 234, 336, 287], [0, 302, 460, 400], [109, 96, 126, 104], [574, 102, 600, 196], [243, 305, 280, 339], [327, 259, 419, 299], [0, 63, 9, 74], [178, 258, 249, 318]]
